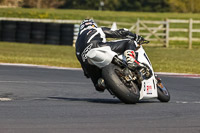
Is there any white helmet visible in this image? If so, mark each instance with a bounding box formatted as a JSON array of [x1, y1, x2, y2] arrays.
[[79, 19, 98, 33]]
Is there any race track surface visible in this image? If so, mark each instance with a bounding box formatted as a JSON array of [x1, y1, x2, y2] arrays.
[[0, 65, 200, 133]]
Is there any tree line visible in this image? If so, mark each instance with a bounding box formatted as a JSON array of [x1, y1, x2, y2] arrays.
[[0, 0, 200, 13]]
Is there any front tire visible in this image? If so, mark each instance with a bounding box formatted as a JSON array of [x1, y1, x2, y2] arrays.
[[102, 64, 140, 104], [156, 78, 170, 102]]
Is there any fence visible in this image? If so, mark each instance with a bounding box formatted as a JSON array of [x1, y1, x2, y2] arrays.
[[128, 19, 168, 47], [74, 18, 200, 49], [168, 19, 200, 49], [0, 17, 200, 48], [128, 19, 200, 49]]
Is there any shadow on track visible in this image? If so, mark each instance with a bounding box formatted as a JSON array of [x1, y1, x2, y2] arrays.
[[48, 96, 121, 104], [48, 97, 159, 104]]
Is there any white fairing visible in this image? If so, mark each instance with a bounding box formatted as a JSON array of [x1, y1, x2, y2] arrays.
[[86, 46, 117, 68], [135, 45, 158, 100], [86, 42, 158, 100]]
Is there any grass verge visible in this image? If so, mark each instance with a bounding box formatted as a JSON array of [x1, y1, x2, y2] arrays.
[[0, 42, 200, 74], [1, 8, 200, 47], [144, 46, 200, 74], [1, 8, 200, 22], [0, 42, 80, 68]]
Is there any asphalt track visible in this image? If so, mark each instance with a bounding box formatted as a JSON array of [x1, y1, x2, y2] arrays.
[[0, 65, 200, 133]]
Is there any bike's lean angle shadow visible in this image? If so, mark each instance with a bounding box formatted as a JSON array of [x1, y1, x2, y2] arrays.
[[48, 97, 160, 104]]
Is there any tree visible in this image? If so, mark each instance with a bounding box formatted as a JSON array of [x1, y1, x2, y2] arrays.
[[168, 0, 200, 13], [0, 0, 22, 7], [42, 0, 65, 8], [0, 0, 5, 4], [23, 0, 65, 8], [61, 0, 106, 10], [103, 0, 121, 10], [137, 0, 170, 12]]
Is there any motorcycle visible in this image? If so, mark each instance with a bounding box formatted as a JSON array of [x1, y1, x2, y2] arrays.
[[86, 39, 170, 104]]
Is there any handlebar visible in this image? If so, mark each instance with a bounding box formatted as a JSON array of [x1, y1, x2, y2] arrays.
[[139, 39, 150, 45], [126, 35, 150, 45]]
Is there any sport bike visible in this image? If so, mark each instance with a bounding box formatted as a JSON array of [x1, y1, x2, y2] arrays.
[[86, 39, 170, 104]]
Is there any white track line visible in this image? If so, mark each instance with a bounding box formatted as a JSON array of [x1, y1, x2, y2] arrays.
[[156, 72, 200, 79], [176, 101, 200, 104], [0, 80, 91, 85], [0, 63, 82, 70], [0, 98, 12, 101], [0, 63, 200, 78]]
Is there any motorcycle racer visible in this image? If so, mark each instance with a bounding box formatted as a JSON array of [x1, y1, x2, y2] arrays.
[[75, 19, 145, 92]]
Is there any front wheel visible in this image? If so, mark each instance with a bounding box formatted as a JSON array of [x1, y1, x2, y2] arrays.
[[156, 77, 170, 102], [102, 63, 140, 104]]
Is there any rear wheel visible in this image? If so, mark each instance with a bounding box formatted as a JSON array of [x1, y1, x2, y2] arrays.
[[102, 63, 140, 104], [156, 77, 170, 102]]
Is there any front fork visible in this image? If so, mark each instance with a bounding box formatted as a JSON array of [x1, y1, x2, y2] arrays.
[[155, 75, 169, 95]]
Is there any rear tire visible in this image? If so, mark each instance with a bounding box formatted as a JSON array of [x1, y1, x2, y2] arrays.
[[102, 64, 140, 104]]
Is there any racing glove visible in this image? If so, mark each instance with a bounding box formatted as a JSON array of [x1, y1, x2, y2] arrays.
[[133, 34, 145, 44], [118, 29, 145, 44]]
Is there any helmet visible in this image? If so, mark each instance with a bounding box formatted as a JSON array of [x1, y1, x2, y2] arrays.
[[79, 19, 98, 33]]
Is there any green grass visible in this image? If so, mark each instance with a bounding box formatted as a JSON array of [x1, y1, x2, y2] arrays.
[[0, 42, 80, 68], [144, 46, 200, 74], [0, 42, 200, 74], [1, 8, 200, 45], [1, 8, 200, 22], [0, 8, 200, 74]]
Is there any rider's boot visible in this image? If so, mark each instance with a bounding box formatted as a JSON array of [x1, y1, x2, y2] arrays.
[[124, 50, 153, 80], [124, 50, 140, 69], [95, 78, 106, 92]]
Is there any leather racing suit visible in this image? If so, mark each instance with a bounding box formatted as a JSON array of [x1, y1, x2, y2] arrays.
[[75, 27, 138, 91]]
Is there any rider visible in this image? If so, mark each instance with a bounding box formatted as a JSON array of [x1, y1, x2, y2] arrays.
[[75, 19, 145, 92]]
